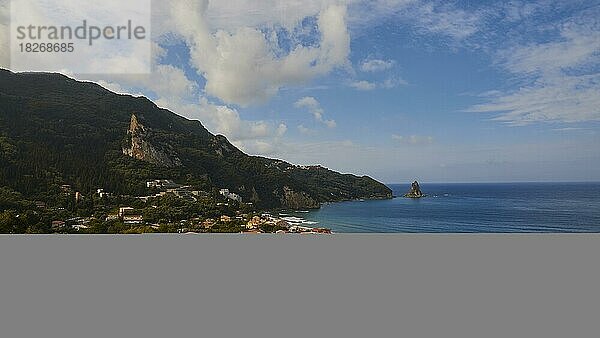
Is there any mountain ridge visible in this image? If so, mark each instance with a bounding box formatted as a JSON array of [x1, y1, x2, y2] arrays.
[[0, 69, 392, 209]]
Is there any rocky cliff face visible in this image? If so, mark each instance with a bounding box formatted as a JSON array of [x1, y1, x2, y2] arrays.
[[122, 114, 182, 167], [404, 181, 425, 198], [279, 186, 320, 209]]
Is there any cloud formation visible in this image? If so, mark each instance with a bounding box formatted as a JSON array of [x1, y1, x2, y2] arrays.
[[350, 80, 377, 91], [407, 2, 483, 40], [294, 96, 336, 128], [468, 18, 600, 125], [351, 0, 484, 41], [160, 1, 351, 107], [349, 77, 407, 90], [360, 58, 394, 72]]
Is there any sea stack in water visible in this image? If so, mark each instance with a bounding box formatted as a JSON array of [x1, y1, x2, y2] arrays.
[[404, 181, 425, 198]]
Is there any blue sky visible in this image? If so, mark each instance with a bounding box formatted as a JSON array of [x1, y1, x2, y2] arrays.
[[3, 0, 597, 183]]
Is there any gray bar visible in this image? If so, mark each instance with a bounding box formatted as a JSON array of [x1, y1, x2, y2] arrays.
[[1, 235, 599, 338]]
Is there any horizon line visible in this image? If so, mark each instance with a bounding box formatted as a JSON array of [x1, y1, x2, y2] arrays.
[[386, 181, 600, 185]]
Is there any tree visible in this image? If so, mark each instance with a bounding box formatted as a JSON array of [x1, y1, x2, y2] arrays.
[[0, 210, 19, 233]]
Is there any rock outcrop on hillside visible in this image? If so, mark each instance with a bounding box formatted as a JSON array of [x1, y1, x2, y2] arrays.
[[122, 114, 182, 167], [279, 186, 320, 209]]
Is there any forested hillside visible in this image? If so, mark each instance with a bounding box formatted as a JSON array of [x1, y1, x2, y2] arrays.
[[0, 69, 392, 209]]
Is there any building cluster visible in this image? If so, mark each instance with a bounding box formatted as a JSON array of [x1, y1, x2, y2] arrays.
[[219, 189, 242, 203], [57, 180, 244, 206], [104, 207, 145, 225], [243, 213, 332, 234], [51, 217, 93, 231], [146, 179, 179, 189], [49, 209, 331, 234], [139, 180, 211, 203], [103, 207, 142, 224], [55, 184, 115, 203], [45, 179, 330, 234]]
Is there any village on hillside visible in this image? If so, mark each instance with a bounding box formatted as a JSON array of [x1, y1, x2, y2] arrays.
[[21, 179, 332, 235]]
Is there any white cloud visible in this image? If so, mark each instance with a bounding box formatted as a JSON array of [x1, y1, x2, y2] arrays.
[[147, 65, 198, 101], [350, 80, 377, 91], [323, 119, 337, 128], [91, 63, 197, 100], [160, 1, 351, 106], [294, 96, 336, 128], [204, 0, 348, 31], [502, 26, 600, 77], [275, 123, 288, 137], [349, 77, 407, 90], [193, 97, 286, 141], [468, 75, 600, 125], [360, 59, 394, 72], [95, 80, 145, 97], [468, 21, 600, 125], [294, 96, 320, 109], [234, 140, 278, 155], [152, 94, 288, 156], [383, 77, 408, 88], [350, 1, 484, 41], [297, 124, 312, 134], [408, 2, 483, 40]]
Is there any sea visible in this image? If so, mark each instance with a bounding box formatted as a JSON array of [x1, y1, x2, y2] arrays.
[[282, 183, 600, 233]]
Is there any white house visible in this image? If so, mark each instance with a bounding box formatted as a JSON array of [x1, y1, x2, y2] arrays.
[[118, 207, 134, 217], [97, 189, 109, 198], [123, 215, 143, 224], [146, 180, 177, 189], [219, 189, 242, 203]]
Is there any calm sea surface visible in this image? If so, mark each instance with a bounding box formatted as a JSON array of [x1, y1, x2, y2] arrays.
[[286, 183, 600, 233]]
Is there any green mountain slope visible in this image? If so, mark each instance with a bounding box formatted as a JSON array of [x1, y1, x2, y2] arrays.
[[0, 69, 392, 209]]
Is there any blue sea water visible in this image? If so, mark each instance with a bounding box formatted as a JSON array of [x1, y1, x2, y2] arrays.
[[289, 183, 600, 233]]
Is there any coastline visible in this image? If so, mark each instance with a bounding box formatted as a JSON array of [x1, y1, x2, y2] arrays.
[[287, 183, 600, 233]]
